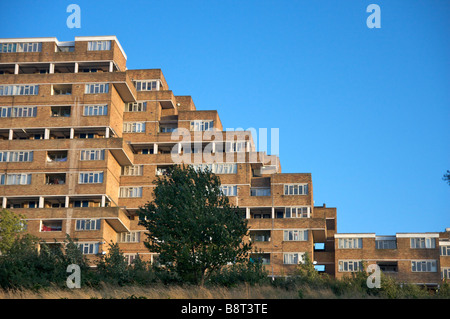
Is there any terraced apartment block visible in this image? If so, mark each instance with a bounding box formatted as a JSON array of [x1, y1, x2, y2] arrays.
[[0, 36, 448, 285]]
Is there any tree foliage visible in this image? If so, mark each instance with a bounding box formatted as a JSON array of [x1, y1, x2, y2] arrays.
[[0, 209, 28, 254], [443, 170, 450, 185], [138, 165, 252, 285]]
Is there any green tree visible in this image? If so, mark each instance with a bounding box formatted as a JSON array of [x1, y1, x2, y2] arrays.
[[96, 241, 130, 286], [0, 209, 28, 254], [138, 165, 252, 285], [443, 170, 450, 185]]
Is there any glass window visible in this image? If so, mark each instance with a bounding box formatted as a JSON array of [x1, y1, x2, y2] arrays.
[[87, 41, 111, 51], [84, 105, 107, 116]]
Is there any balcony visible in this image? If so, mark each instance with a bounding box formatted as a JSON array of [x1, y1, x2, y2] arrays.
[[12, 206, 130, 233], [0, 137, 134, 166]]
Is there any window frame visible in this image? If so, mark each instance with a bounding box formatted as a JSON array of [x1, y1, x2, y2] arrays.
[[283, 183, 308, 195], [78, 171, 104, 184], [338, 238, 363, 249]]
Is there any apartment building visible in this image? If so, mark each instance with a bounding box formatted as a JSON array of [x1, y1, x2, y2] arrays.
[[0, 36, 336, 276], [0, 36, 447, 284], [335, 228, 450, 286]]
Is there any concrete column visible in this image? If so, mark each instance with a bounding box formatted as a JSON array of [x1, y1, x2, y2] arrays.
[[246, 207, 250, 219], [109, 61, 113, 72], [105, 127, 110, 138], [153, 143, 158, 154], [49, 63, 55, 74], [44, 128, 50, 139], [271, 207, 275, 219], [70, 128, 74, 139], [14, 64, 19, 74], [39, 196, 44, 208], [101, 195, 106, 207], [74, 62, 78, 73], [2, 197, 7, 209], [65, 196, 70, 208], [8, 129, 13, 140]]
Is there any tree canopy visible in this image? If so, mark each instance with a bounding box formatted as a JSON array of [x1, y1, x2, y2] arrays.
[[138, 165, 252, 285], [0, 209, 28, 254]]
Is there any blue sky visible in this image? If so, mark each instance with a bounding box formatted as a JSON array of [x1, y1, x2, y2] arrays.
[[1, 0, 448, 234]]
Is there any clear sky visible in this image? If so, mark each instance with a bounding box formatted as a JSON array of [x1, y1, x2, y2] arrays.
[[1, 0, 448, 234]]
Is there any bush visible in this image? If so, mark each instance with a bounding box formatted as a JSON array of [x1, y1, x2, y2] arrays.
[[207, 259, 269, 287]]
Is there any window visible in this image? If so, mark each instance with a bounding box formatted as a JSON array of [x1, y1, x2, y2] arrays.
[[77, 242, 99, 255], [284, 184, 308, 195], [80, 149, 105, 161], [250, 231, 271, 242], [410, 237, 436, 249], [0, 106, 37, 118], [0, 173, 32, 185], [134, 80, 159, 91], [338, 238, 363, 249], [41, 220, 62, 232], [124, 254, 138, 265], [85, 83, 109, 94], [160, 125, 177, 133], [283, 207, 310, 218], [119, 187, 143, 198], [440, 245, 450, 256], [250, 254, 270, 265], [118, 232, 141, 243], [250, 188, 271, 196], [78, 133, 95, 139], [0, 151, 33, 162], [83, 104, 107, 116], [46, 151, 67, 162], [45, 173, 66, 185], [190, 120, 214, 132], [192, 163, 237, 174], [283, 252, 305, 265], [338, 260, 363, 272], [226, 141, 247, 152], [283, 230, 308, 241], [141, 148, 154, 155], [76, 219, 101, 231], [123, 122, 146, 133], [411, 260, 437, 272], [73, 200, 89, 208], [442, 268, 450, 280], [221, 185, 237, 196], [122, 165, 144, 176], [87, 40, 111, 51], [125, 102, 147, 112], [0, 42, 41, 53], [0, 85, 39, 96], [51, 106, 71, 117], [78, 172, 104, 184], [376, 239, 397, 249]]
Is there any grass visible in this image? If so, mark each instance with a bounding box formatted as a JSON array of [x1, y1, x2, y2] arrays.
[[0, 283, 304, 299]]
